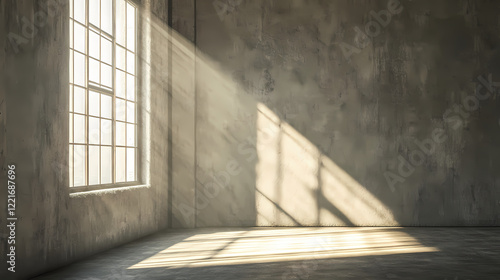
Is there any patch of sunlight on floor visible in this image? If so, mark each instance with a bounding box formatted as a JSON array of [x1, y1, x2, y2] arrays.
[[128, 228, 439, 269]]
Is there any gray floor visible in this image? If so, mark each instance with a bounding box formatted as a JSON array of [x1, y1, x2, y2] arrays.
[[34, 227, 500, 280]]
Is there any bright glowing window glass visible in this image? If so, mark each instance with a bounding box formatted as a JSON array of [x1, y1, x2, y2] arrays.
[[69, 0, 137, 188]]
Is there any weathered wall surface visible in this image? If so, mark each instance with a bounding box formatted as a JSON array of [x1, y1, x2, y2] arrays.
[[194, 0, 500, 226], [171, 0, 197, 228], [0, 0, 171, 279]]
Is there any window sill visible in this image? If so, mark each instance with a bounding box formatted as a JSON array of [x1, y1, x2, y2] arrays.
[[70, 183, 150, 198]]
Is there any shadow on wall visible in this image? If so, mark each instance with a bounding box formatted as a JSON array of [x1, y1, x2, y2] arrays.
[[160, 0, 400, 227], [193, 0, 500, 226], [163, 0, 500, 228], [194, 46, 394, 226], [254, 104, 396, 226]]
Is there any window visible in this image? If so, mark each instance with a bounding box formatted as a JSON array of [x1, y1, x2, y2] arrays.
[[69, 0, 138, 189]]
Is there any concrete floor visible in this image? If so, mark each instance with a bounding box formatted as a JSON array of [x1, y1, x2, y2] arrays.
[[33, 227, 500, 280]]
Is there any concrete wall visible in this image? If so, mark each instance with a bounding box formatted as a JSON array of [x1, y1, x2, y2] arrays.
[[192, 0, 500, 226], [171, 0, 197, 228], [0, 0, 174, 279]]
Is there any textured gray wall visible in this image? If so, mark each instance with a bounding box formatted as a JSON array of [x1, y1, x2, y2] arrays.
[[171, 0, 197, 228], [193, 0, 500, 226], [0, 1, 171, 279]]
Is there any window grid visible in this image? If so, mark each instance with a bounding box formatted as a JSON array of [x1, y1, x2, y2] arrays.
[[69, 0, 137, 189]]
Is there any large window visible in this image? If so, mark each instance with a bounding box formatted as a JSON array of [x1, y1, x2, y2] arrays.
[[69, 0, 138, 189]]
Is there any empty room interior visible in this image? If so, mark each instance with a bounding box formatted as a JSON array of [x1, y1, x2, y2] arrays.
[[2, 0, 500, 279]]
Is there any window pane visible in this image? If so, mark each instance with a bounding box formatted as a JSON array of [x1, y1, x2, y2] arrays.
[[116, 147, 126, 182], [74, 145, 86, 186], [101, 63, 112, 88], [89, 0, 100, 27], [89, 91, 100, 117], [89, 146, 100, 185], [127, 74, 135, 101], [116, 121, 125, 146], [89, 58, 100, 83], [126, 3, 135, 52], [89, 116, 100, 144], [116, 45, 126, 71], [74, 86, 86, 114], [74, 23, 86, 53], [116, 70, 126, 98], [101, 37, 112, 65], [74, 0, 86, 24], [74, 52, 86, 87], [116, 0, 126, 46], [101, 146, 112, 184], [101, 94, 112, 119], [74, 114, 86, 144], [89, 30, 100, 59], [126, 101, 135, 123], [69, 113, 74, 142], [70, 0, 73, 18], [69, 144, 74, 187], [127, 51, 135, 75], [116, 99, 126, 121], [101, 0, 113, 35], [101, 119, 112, 145], [126, 148, 135, 181], [127, 123, 135, 146]]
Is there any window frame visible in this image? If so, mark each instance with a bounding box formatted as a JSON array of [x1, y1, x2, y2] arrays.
[[69, 0, 141, 193]]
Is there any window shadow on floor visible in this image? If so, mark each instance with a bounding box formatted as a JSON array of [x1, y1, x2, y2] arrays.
[[33, 227, 500, 280]]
